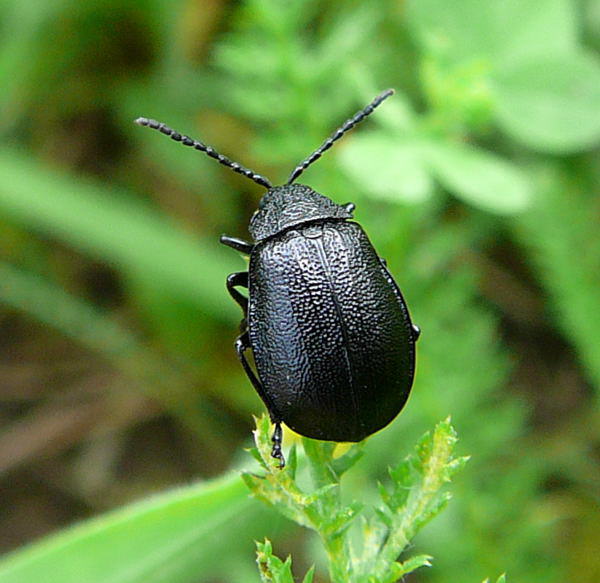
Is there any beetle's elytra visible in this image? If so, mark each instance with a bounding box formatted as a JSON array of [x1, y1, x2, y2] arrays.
[[135, 90, 420, 467]]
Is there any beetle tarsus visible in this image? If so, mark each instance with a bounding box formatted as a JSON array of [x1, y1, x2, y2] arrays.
[[271, 422, 285, 468]]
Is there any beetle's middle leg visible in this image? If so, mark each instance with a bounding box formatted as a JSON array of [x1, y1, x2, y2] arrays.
[[235, 331, 285, 468], [226, 271, 249, 316]]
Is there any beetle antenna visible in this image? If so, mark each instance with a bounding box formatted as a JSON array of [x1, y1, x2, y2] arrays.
[[134, 117, 272, 189], [286, 89, 394, 185]]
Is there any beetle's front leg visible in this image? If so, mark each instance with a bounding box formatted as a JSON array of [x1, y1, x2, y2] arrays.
[[220, 235, 254, 255], [235, 331, 285, 468]]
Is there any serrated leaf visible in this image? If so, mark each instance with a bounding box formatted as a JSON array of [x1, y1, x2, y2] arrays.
[[446, 455, 471, 478], [302, 438, 335, 465], [302, 439, 338, 488], [247, 447, 269, 470], [305, 483, 339, 519], [414, 429, 433, 466], [388, 459, 413, 490], [325, 502, 363, 538], [425, 141, 531, 214], [242, 468, 308, 527], [241, 472, 265, 495], [306, 483, 339, 503], [377, 561, 405, 583], [418, 492, 453, 529], [256, 539, 294, 583], [338, 134, 434, 204], [493, 51, 600, 153], [253, 415, 278, 468], [394, 554, 433, 577], [359, 515, 389, 561], [247, 485, 307, 528], [331, 443, 364, 476], [384, 462, 412, 510]]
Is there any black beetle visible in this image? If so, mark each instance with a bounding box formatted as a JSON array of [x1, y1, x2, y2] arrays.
[[135, 89, 419, 467]]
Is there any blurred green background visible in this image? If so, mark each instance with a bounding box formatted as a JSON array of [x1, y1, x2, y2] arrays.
[[1, 0, 599, 582]]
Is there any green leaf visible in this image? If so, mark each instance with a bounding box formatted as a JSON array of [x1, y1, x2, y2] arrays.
[[0, 149, 237, 323], [385, 461, 412, 510], [256, 540, 294, 583], [374, 507, 393, 529], [255, 539, 316, 583], [406, 0, 577, 67], [446, 455, 471, 478], [323, 502, 363, 538], [338, 134, 433, 204], [492, 52, 600, 153], [393, 554, 433, 578], [286, 444, 298, 480], [368, 419, 468, 580], [0, 474, 265, 583], [330, 443, 364, 477], [302, 438, 338, 488], [425, 141, 531, 214], [301, 565, 315, 583], [413, 491, 453, 531]]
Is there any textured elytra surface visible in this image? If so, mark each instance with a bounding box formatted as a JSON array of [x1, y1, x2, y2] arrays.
[[248, 220, 415, 441]]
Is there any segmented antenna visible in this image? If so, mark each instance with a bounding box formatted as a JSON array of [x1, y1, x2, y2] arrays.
[[134, 118, 272, 189], [286, 89, 395, 185]]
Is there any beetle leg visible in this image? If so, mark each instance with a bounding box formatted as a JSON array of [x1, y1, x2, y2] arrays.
[[412, 324, 421, 341], [343, 202, 355, 214], [235, 331, 285, 468], [271, 422, 285, 469], [226, 272, 249, 313], [220, 235, 254, 255]]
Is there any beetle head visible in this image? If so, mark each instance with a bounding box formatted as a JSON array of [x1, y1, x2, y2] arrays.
[[249, 184, 353, 241]]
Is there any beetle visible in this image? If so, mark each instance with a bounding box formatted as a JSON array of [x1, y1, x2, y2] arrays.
[[135, 89, 419, 467]]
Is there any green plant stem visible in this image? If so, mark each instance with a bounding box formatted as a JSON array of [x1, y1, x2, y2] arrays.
[[322, 535, 351, 583]]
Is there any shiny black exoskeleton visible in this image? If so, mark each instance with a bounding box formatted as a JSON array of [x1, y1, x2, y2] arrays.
[[135, 90, 420, 467]]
